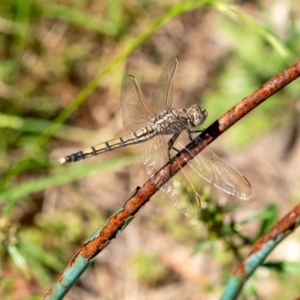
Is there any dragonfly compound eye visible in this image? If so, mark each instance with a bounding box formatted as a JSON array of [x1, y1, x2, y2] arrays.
[[188, 105, 207, 126]]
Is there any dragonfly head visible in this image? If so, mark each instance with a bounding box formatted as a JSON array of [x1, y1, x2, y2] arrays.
[[187, 105, 207, 127]]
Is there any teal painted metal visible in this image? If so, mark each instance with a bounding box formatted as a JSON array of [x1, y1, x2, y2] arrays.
[[221, 210, 300, 300], [43, 187, 142, 300], [47, 255, 90, 298]]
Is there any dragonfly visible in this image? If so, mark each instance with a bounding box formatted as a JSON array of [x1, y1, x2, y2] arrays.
[[58, 56, 252, 218]]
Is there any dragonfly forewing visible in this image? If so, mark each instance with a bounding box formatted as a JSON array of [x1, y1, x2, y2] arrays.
[[151, 56, 178, 114], [121, 56, 178, 133]]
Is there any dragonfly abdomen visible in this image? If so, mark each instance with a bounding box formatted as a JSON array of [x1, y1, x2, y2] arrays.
[[58, 126, 156, 164]]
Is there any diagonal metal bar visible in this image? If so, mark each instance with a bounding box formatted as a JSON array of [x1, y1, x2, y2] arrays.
[[221, 202, 300, 300], [43, 59, 300, 300]]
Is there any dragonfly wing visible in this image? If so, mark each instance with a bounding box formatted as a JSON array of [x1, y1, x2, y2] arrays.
[[121, 75, 154, 133], [140, 135, 201, 219], [175, 132, 252, 200], [151, 56, 178, 114]]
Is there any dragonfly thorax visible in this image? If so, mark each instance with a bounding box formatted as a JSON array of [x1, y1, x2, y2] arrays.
[[150, 105, 207, 136], [150, 109, 182, 135]]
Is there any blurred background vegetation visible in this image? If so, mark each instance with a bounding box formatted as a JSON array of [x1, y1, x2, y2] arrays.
[[0, 0, 300, 299]]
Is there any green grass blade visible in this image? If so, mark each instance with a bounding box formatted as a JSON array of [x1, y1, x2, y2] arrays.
[[1, 155, 136, 216]]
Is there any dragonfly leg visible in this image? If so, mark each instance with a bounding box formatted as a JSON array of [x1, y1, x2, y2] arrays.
[[167, 132, 181, 159], [187, 128, 206, 141]]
